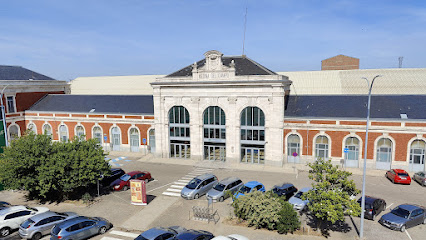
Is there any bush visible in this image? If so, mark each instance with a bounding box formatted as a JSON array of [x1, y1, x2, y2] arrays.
[[232, 191, 300, 233]]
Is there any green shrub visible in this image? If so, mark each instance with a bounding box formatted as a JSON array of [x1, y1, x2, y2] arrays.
[[277, 201, 301, 234], [82, 192, 93, 205]]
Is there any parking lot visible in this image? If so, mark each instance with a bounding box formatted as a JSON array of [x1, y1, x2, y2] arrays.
[[1, 154, 425, 240]]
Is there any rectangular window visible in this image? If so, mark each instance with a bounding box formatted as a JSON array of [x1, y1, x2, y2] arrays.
[[7, 96, 15, 113]]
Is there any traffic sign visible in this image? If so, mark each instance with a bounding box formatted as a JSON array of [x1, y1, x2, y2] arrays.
[[292, 152, 298, 157], [344, 148, 349, 153], [142, 138, 147, 145]]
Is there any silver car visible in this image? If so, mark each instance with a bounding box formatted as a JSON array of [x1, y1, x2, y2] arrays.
[[181, 174, 218, 200], [19, 211, 78, 240], [288, 187, 312, 211], [413, 171, 426, 186], [50, 216, 112, 240], [206, 177, 243, 202]]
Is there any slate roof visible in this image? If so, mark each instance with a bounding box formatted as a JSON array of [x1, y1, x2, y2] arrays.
[[166, 56, 277, 77], [28, 95, 154, 115], [0, 65, 55, 80], [285, 95, 426, 120]]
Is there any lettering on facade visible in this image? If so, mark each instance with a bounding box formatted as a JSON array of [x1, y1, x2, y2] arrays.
[[199, 72, 230, 79]]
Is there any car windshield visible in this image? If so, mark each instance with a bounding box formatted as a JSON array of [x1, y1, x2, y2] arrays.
[[294, 191, 304, 199], [239, 186, 252, 194], [391, 207, 410, 219], [52, 226, 61, 235], [186, 178, 202, 190], [120, 174, 131, 181], [213, 183, 225, 191], [397, 173, 409, 177], [20, 219, 35, 228], [25, 206, 38, 212], [365, 203, 373, 210]]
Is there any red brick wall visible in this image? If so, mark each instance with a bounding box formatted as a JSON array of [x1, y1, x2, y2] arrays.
[[389, 133, 417, 161], [15, 91, 64, 112], [321, 55, 359, 70]]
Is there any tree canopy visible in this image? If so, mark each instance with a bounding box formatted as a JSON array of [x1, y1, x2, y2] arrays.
[[0, 132, 110, 201]]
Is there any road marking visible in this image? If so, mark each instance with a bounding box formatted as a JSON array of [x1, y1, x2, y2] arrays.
[[185, 174, 198, 177], [110, 230, 139, 238], [163, 192, 181, 197], [101, 237, 123, 240], [173, 181, 187, 185], [170, 185, 185, 189], [177, 179, 189, 183], [386, 203, 393, 209], [405, 229, 413, 240], [181, 177, 193, 180], [166, 188, 181, 192], [146, 182, 172, 193]]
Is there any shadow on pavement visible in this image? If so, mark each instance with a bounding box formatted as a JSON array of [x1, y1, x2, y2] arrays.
[[305, 214, 352, 238]]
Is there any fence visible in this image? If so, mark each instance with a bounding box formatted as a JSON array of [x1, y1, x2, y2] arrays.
[[191, 206, 219, 224]]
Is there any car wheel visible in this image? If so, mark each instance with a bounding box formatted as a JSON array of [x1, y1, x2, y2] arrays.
[[194, 193, 199, 199], [0, 227, 10, 237], [99, 226, 107, 234], [219, 196, 224, 202], [123, 185, 128, 191], [400, 225, 405, 232], [32, 232, 42, 240]]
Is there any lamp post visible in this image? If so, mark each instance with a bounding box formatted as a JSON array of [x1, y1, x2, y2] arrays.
[[359, 75, 381, 239], [0, 85, 9, 147]]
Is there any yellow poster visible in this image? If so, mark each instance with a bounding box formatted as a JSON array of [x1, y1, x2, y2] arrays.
[[130, 180, 146, 205]]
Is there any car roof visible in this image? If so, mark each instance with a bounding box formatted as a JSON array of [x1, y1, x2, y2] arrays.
[[298, 187, 312, 192], [358, 196, 380, 204], [141, 227, 172, 238], [274, 183, 294, 189], [127, 171, 142, 175], [56, 216, 93, 228], [218, 177, 241, 185], [194, 173, 216, 181], [398, 204, 423, 212], [176, 230, 211, 238], [393, 169, 408, 173], [0, 205, 30, 215], [28, 211, 59, 222], [244, 181, 263, 188]]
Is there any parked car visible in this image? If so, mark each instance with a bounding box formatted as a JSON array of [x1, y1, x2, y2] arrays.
[[50, 216, 112, 240], [379, 204, 426, 232], [211, 234, 249, 240], [385, 169, 411, 184], [181, 174, 218, 200], [110, 171, 152, 191], [289, 187, 312, 210], [134, 226, 186, 240], [206, 177, 243, 202], [19, 211, 78, 240], [357, 196, 386, 220], [0, 205, 49, 237], [0, 202, 10, 210], [174, 229, 214, 240], [99, 168, 126, 190], [272, 183, 298, 200], [413, 171, 426, 186], [234, 181, 265, 199]]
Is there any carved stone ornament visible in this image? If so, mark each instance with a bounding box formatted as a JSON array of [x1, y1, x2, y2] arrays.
[[228, 97, 237, 104]]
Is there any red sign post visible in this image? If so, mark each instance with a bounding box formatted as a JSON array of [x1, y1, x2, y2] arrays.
[[130, 179, 147, 205]]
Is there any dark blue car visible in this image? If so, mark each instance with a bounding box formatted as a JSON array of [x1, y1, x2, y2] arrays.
[[174, 229, 214, 240], [379, 204, 426, 232]]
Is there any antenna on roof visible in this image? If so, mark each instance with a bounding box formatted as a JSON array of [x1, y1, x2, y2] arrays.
[[398, 56, 403, 68], [242, 3, 248, 56]]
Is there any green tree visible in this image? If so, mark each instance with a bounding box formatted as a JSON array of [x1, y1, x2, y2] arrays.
[[0, 132, 110, 201], [303, 158, 361, 225]]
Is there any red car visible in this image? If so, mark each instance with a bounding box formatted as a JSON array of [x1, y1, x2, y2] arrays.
[[110, 170, 152, 191], [386, 169, 411, 184]]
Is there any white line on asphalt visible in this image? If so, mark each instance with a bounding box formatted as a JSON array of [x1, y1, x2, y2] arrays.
[[146, 182, 173, 193], [191, 170, 213, 174], [387, 203, 394, 209], [100, 237, 123, 240], [405, 229, 413, 240], [166, 188, 181, 192], [170, 185, 185, 189], [110, 230, 140, 238], [177, 179, 189, 183], [181, 177, 193, 180], [163, 192, 181, 197], [185, 174, 197, 177], [173, 181, 187, 185]]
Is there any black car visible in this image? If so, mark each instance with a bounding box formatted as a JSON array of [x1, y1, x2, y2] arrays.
[[357, 196, 386, 220], [272, 183, 298, 200], [174, 229, 214, 240], [99, 168, 126, 191]]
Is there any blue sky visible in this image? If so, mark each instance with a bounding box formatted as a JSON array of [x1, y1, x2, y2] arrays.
[[1, 0, 425, 80]]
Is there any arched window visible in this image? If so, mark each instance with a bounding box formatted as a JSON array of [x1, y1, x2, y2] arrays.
[[92, 126, 102, 144], [287, 134, 300, 163], [42, 124, 52, 139], [59, 125, 68, 142], [345, 137, 360, 168], [240, 106, 265, 164], [8, 125, 19, 141], [148, 129, 155, 153], [75, 125, 85, 139], [169, 106, 190, 159], [203, 106, 226, 161], [129, 127, 140, 152], [315, 135, 329, 159], [409, 140, 425, 172], [111, 126, 121, 151], [376, 138, 392, 170], [27, 123, 37, 134]]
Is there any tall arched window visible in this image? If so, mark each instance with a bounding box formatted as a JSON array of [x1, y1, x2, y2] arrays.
[[287, 134, 300, 163], [129, 127, 140, 152], [111, 126, 121, 151], [169, 106, 190, 159], [92, 126, 102, 144], [27, 123, 37, 134], [376, 138, 392, 170], [42, 124, 52, 139], [148, 129, 155, 153], [315, 135, 329, 160], [240, 106, 265, 164], [345, 137, 359, 168], [203, 106, 226, 161], [75, 125, 85, 139], [8, 125, 19, 141], [409, 140, 425, 172], [59, 125, 68, 142]]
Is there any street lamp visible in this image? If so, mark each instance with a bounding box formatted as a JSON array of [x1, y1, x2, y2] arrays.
[[359, 75, 382, 238], [0, 85, 9, 147]]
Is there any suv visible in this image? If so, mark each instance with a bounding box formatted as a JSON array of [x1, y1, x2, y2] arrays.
[[357, 196, 386, 220], [0, 205, 49, 237], [272, 183, 298, 200], [206, 177, 244, 202], [181, 174, 218, 200], [99, 168, 125, 192]]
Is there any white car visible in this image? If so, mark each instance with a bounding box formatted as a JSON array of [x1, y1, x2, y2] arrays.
[[0, 205, 49, 237], [212, 234, 250, 240]]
